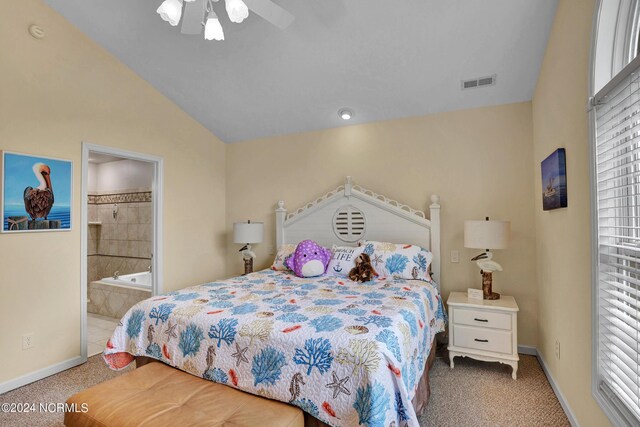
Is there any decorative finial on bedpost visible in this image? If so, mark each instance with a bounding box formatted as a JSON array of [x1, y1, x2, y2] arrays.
[[345, 176, 353, 197], [429, 194, 441, 286], [275, 201, 287, 247]]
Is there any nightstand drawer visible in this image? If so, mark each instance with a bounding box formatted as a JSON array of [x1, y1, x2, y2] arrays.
[[453, 308, 512, 330], [453, 325, 512, 354]]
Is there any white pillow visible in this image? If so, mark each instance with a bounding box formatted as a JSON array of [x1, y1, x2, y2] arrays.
[[360, 240, 433, 281], [326, 245, 364, 277], [271, 244, 296, 271]]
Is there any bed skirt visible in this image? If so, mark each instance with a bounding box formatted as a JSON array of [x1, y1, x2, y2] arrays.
[[135, 338, 437, 426]]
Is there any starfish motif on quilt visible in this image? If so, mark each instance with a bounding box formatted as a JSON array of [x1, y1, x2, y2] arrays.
[[164, 322, 178, 341], [231, 342, 249, 366], [325, 371, 350, 399], [373, 254, 383, 267]]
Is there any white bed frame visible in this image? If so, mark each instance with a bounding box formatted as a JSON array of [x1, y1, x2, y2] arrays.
[[275, 176, 441, 289]]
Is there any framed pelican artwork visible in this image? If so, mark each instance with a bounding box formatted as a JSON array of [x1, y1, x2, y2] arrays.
[[541, 148, 568, 211], [1, 151, 72, 232]]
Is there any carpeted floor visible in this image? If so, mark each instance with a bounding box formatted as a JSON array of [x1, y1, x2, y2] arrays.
[[0, 356, 133, 427], [422, 354, 569, 426], [0, 352, 568, 427]]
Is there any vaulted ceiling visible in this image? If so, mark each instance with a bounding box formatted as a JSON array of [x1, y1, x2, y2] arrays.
[[44, 0, 558, 143]]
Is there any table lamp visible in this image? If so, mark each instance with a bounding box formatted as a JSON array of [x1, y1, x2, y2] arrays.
[[233, 220, 264, 275], [464, 217, 511, 300]]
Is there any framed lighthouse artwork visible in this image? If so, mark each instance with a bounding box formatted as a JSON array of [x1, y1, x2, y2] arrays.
[[541, 148, 568, 211], [1, 151, 72, 232]]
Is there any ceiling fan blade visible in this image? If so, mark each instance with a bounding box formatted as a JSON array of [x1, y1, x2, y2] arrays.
[[181, 0, 205, 35], [243, 0, 294, 30]]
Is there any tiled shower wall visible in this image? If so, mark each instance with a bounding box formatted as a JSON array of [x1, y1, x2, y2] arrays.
[[87, 190, 153, 283]]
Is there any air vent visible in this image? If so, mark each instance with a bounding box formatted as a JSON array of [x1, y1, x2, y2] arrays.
[[461, 74, 497, 90], [332, 205, 366, 243]]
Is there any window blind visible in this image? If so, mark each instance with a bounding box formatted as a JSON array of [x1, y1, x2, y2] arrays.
[[595, 65, 640, 425]]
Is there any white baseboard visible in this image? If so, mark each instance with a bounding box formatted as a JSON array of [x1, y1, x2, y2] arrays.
[[517, 345, 538, 356], [534, 350, 579, 427], [516, 345, 578, 426], [0, 356, 84, 395]]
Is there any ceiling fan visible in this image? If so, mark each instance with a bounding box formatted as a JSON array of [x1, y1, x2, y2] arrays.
[[157, 0, 294, 41]]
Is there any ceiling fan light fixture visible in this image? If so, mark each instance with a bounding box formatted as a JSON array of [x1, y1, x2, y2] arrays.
[[156, 0, 293, 41], [339, 108, 354, 121], [205, 11, 225, 41], [226, 0, 250, 23], [157, 0, 183, 26]]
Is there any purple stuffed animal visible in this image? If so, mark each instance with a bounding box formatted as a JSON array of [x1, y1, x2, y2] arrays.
[[286, 240, 332, 278]]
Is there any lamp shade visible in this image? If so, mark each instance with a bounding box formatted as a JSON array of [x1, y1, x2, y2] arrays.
[[157, 0, 183, 26], [225, 0, 249, 23], [233, 221, 264, 244], [205, 11, 225, 41], [464, 220, 510, 250]]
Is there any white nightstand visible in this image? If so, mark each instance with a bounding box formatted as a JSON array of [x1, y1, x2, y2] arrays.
[[447, 291, 519, 379]]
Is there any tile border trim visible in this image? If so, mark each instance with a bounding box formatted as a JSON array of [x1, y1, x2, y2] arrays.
[[88, 192, 152, 204]]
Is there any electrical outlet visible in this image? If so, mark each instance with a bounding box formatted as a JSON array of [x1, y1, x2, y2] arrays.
[[555, 340, 560, 360], [22, 333, 34, 350], [450, 250, 460, 263]]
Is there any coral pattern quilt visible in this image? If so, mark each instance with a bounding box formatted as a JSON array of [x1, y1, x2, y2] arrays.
[[104, 269, 446, 427]]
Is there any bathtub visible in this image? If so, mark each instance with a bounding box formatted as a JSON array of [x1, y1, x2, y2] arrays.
[[88, 271, 152, 318], [100, 271, 153, 291]]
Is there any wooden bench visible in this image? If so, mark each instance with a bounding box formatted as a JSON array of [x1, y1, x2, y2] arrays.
[[64, 362, 304, 427]]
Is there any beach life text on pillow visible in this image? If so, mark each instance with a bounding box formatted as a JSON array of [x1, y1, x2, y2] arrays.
[[327, 245, 364, 277]]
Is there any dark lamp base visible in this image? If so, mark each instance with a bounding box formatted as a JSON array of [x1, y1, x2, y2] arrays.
[[243, 257, 253, 275], [485, 292, 501, 300], [481, 271, 501, 300]]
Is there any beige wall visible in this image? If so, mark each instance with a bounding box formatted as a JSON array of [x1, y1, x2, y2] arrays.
[[0, 0, 227, 384], [532, 0, 611, 425], [226, 102, 538, 347], [2, 3, 610, 424]]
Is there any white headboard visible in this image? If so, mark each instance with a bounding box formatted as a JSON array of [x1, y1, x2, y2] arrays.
[[275, 177, 441, 286]]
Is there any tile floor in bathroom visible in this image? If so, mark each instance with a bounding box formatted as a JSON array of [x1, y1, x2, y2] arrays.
[[87, 313, 120, 356]]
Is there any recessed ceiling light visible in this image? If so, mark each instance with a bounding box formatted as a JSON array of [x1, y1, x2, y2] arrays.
[[339, 108, 354, 121]]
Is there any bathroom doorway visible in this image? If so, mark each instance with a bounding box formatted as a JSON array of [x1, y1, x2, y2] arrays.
[[80, 143, 163, 359]]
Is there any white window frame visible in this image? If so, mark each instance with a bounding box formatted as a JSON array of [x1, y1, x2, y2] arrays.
[[593, 0, 640, 93], [591, 1, 640, 426]]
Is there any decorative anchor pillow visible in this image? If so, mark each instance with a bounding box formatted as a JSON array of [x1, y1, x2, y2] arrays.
[[285, 240, 332, 278], [326, 245, 365, 277], [360, 240, 433, 281]]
